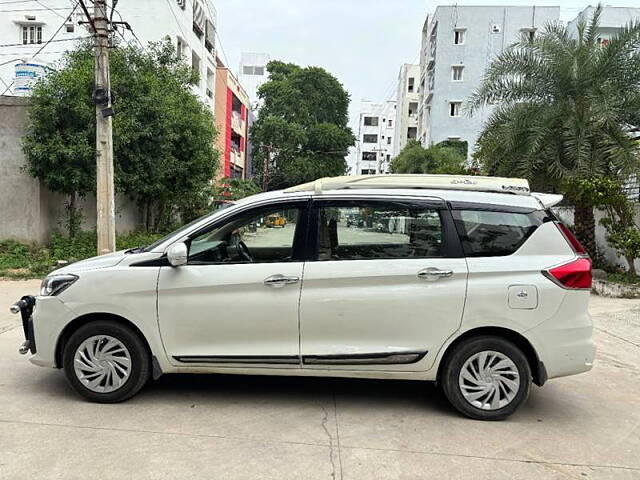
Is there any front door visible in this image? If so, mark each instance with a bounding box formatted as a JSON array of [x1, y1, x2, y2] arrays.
[[157, 201, 308, 366], [299, 198, 468, 371]]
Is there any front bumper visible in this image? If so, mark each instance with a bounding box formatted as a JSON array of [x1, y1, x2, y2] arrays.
[[11, 295, 37, 355], [11, 294, 75, 368]]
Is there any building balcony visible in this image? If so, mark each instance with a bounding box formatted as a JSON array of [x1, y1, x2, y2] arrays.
[[231, 111, 245, 133], [230, 148, 245, 169]]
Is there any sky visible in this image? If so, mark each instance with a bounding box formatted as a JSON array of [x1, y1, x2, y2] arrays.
[[214, 0, 640, 164]]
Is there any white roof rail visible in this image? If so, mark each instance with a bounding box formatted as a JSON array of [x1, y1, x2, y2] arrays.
[[284, 174, 531, 196]]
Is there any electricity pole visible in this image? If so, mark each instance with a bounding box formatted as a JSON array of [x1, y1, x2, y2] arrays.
[[92, 0, 116, 254]]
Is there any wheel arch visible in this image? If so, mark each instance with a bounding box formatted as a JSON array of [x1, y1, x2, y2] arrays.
[[435, 326, 547, 387], [54, 312, 152, 369]]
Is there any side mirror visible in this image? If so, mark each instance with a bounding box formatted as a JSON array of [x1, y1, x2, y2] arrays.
[[167, 242, 188, 267]]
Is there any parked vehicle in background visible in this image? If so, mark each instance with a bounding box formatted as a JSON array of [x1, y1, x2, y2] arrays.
[[12, 175, 595, 420], [265, 213, 286, 228]]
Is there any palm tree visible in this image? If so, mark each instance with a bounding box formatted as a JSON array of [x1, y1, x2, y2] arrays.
[[470, 4, 640, 257]]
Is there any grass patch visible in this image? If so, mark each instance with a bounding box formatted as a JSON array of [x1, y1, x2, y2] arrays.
[[0, 231, 164, 280], [605, 271, 640, 286]]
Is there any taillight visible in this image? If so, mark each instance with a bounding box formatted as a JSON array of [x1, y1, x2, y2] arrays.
[[543, 257, 592, 289], [556, 223, 587, 255]]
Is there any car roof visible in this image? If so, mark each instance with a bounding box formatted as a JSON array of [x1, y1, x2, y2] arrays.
[[244, 187, 543, 210]]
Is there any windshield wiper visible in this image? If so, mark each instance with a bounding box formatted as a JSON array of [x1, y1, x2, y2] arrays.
[[125, 246, 146, 254]]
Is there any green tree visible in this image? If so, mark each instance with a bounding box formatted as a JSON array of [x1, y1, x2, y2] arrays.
[[390, 140, 467, 175], [251, 61, 355, 190], [576, 177, 640, 278], [212, 177, 262, 202], [23, 40, 219, 234], [470, 4, 640, 257]]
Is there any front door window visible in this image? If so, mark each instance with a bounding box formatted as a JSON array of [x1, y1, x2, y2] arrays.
[[188, 206, 302, 264]]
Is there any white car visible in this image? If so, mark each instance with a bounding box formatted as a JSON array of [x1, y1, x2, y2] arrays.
[[12, 175, 596, 420]]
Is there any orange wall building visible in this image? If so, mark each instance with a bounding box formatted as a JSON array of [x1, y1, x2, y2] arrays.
[[214, 56, 250, 179]]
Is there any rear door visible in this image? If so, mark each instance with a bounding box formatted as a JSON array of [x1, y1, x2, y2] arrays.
[[298, 197, 468, 371]]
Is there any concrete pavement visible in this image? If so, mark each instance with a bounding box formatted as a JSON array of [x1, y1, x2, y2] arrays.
[[0, 279, 638, 479]]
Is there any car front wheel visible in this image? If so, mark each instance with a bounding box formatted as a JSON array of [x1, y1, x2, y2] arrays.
[[62, 320, 150, 403], [441, 336, 531, 420]]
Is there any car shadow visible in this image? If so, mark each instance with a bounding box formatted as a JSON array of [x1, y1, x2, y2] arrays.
[[142, 372, 457, 415]]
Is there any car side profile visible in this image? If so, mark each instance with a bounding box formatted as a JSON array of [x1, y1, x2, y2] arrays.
[[12, 174, 596, 420]]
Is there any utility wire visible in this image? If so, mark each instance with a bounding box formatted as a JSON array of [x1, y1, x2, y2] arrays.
[[35, 0, 67, 18], [0, 6, 71, 11], [163, 0, 189, 42], [0, 37, 89, 48], [1, 1, 79, 95], [0, 50, 70, 56]]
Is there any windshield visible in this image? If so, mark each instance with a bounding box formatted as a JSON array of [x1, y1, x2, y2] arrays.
[[143, 203, 235, 252]]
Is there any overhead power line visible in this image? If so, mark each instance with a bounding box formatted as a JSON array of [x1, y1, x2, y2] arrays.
[[0, 37, 89, 48], [35, 0, 68, 18], [0, 6, 72, 12]]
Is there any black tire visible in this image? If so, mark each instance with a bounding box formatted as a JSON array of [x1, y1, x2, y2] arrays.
[[62, 320, 150, 403], [441, 336, 531, 420]]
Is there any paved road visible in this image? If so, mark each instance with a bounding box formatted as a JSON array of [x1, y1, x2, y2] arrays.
[[0, 279, 638, 479]]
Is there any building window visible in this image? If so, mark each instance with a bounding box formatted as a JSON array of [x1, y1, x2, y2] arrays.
[[454, 29, 465, 45], [408, 102, 418, 116], [386, 154, 391, 162], [192, 0, 205, 39], [449, 102, 462, 117], [192, 51, 201, 86], [21, 25, 43, 45], [177, 36, 186, 58], [408, 77, 415, 93], [388, 119, 393, 127], [243, 65, 265, 75], [363, 116, 379, 126], [387, 137, 392, 145], [65, 23, 74, 33], [361, 169, 376, 175], [362, 152, 377, 161], [407, 127, 417, 140], [452, 65, 464, 81], [363, 134, 378, 143]]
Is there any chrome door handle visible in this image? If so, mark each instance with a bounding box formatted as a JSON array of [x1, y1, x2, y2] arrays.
[[417, 268, 453, 280], [264, 274, 300, 288]]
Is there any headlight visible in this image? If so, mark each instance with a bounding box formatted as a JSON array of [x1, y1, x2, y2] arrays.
[[40, 274, 79, 296]]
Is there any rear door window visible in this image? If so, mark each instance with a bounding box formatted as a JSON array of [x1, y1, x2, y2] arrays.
[[452, 209, 549, 257], [314, 201, 446, 261]]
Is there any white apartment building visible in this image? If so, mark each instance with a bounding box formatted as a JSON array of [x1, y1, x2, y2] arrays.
[[0, 0, 217, 108], [567, 6, 640, 43], [354, 100, 397, 175], [417, 5, 560, 159], [392, 63, 420, 157], [238, 52, 270, 110]]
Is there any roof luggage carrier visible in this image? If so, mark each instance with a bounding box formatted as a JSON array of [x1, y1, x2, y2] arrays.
[[285, 174, 532, 196]]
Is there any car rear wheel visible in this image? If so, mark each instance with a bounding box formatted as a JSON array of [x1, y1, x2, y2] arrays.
[[441, 336, 531, 420], [63, 320, 150, 403]]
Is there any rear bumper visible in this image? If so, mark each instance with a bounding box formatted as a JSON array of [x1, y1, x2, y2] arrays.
[[525, 291, 596, 380]]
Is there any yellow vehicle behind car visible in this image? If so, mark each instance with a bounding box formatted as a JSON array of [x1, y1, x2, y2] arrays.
[[265, 214, 286, 228]]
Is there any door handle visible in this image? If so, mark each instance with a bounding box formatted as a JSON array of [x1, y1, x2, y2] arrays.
[[264, 274, 300, 288], [417, 267, 453, 281]]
